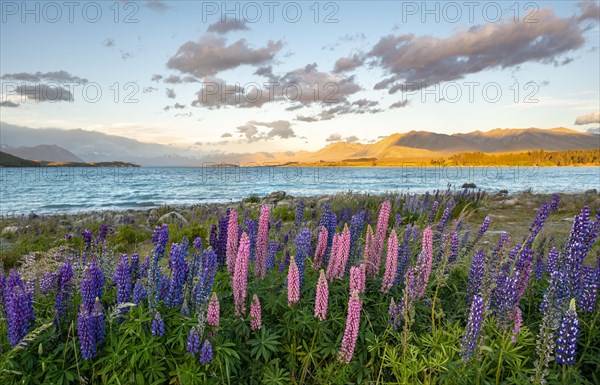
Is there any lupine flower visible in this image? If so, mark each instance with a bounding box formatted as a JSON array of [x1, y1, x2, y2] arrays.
[[395, 226, 412, 286], [339, 290, 362, 364], [151, 311, 165, 336], [546, 247, 559, 276], [435, 200, 455, 236], [314, 226, 328, 269], [97, 224, 109, 244], [5, 270, 35, 347], [255, 205, 270, 279], [166, 243, 188, 308], [199, 340, 213, 364], [194, 249, 218, 309], [132, 279, 146, 305], [226, 210, 239, 276], [294, 228, 311, 287], [364, 225, 376, 277], [515, 248, 534, 304], [287, 256, 300, 306], [427, 201, 439, 224], [414, 227, 433, 298], [555, 299, 580, 365], [319, 204, 337, 264], [130, 253, 140, 281], [266, 241, 278, 271], [326, 226, 351, 281], [207, 292, 220, 327], [295, 199, 304, 226], [216, 211, 229, 268], [579, 265, 599, 312], [209, 224, 218, 253], [114, 254, 131, 309], [39, 272, 57, 295], [467, 249, 485, 300], [77, 304, 97, 359], [81, 262, 104, 309], [314, 270, 329, 321], [233, 233, 250, 316], [149, 224, 169, 305], [381, 230, 398, 293], [461, 295, 485, 363], [54, 261, 74, 325], [82, 230, 93, 249], [510, 307, 523, 343], [478, 216, 491, 238], [92, 298, 105, 346], [352, 263, 366, 294], [186, 326, 201, 356], [448, 231, 459, 264], [193, 237, 203, 252], [534, 237, 546, 281], [250, 294, 262, 330], [373, 200, 391, 272], [349, 212, 365, 264]]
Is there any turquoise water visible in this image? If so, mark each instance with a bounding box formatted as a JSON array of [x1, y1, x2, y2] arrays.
[[1, 166, 598, 214]]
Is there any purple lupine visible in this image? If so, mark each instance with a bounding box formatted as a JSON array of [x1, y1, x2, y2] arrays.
[[266, 241, 278, 271], [414, 227, 434, 299], [555, 299, 580, 365], [186, 326, 201, 356], [534, 237, 547, 281], [77, 304, 97, 359], [151, 311, 165, 336], [234, 233, 250, 316], [364, 225, 376, 277], [319, 204, 336, 264], [96, 224, 109, 244], [461, 295, 485, 363], [149, 224, 169, 305], [250, 294, 262, 330], [245, 218, 257, 263], [54, 261, 74, 325], [5, 270, 35, 347], [448, 231, 459, 264], [194, 249, 218, 310], [132, 279, 146, 305], [92, 298, 104, 346], [294, 227, 311, 287], [579, 265, 599, 313], [314, 270, 329, 321], [546, 247, 559, 275], [209, 224, 218, 253], [349, 212, 365, 264], [130, 253, 140, 281], [381, 229, 398, 294], [82, 230, 93, 250], [515, 248, 534, 304], [216, 210, 229, 268], [39, 272, 57, 295], [114, 254, 132, 312], [295, 199, 305, 226], [226, 210, 239, 276], [81, 262, 104, 309], [338, 290, 362, 364], [435, 199, 455, 236], [427, 201, 439, 224], [394, 226, 412, 286], [166, 243, 187, 308], [255, 205, 270, 279], [199, 340, 213, 364]]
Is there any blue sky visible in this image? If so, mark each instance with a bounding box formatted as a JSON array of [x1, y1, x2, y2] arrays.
[[1, 0, 599, 154]]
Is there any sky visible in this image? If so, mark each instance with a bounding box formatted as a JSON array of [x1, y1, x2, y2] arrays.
[[1, 0, 599, 154]]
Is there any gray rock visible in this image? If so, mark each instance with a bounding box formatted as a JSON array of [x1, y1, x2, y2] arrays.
[[114, 214, 135, 225], [265, 191, 286, 203], [1, 226, 20, 236], [462, 183, 477, 189], [158, 211, 188, 225], [585, 188, 597, 194], [498, 189, 509, 196]]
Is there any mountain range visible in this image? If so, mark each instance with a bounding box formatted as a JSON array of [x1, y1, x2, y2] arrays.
[[1, 122, 598, 166]]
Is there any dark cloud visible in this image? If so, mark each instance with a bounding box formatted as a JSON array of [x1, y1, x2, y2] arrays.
[[0, 100, 19, 107], [151, 74, 163, 82], [235, 120, 295, 142], [333, 53, 366, 73], [143, 86, 158, 93], [575, 112, 600, 125], [326, 133, 342, 142], [390, 100, 409, 109], [14, 84, 73, 102], [1, 71, 88, 84], [166, 88, 176, 99], [221, 132, 233, 138], [207, 19, 250, 34], [577, 1, 600, 22], [167, 35, 283, 78], [102, 38, 115, 48], [296, 115, 318, 122], [164, 74, 199, 84], [144, 0, 170, 12], [174, 102, 185, 109], [345, 135, 360, 143]]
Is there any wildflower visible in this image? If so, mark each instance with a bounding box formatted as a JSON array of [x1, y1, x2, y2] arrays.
[[216, 211, 229, 268], [207, 292, 220, 327], [339, 290, 362, 363], [81, 262, 104, 309], [555, 299, 580, 365], [373, 200, 391, 273], [255, 205, 270, 279], [114, 254, 132, 308], [461, 295, 485, 363], [294, 227, 311, 287], [266, 241, 278, 271], [467, 249, 485, 300], [510, 307, 523, 343], [5, 270, 35, 347], [250, 294, 262, 330], [166, 243, 188, 308], [199, 340, 213, 364], [364, 225, 376, 277], [295, 199, 304, 226], [151, 311, 165, 336], [314, 270, 329, 321], [132, 279, 147, 305], [77, 304, 96, 359], [186, 326, 201, 356], [287, 256, 300, 306], [194, 249, 218, 309], [381, 230, 398, 293], [349, 264, 366, 294], [226, 210, 239, 276], [54, 261, 74, 325], [233, 233, 250, 316]]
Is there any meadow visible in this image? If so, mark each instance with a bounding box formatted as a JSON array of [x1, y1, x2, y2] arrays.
[[0, 190, 598, 384]]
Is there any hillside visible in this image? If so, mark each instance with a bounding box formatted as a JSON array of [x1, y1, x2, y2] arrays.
[[0, 151, 139, 167], [2, 145, 84, 162]]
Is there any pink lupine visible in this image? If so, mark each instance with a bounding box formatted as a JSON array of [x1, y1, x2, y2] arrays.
[[327, 226, 351, 281], [255, 205, 270, 279], [326, 234, 341, 281], [374, 200, 391, 262], [250, 294, 262, 330], [314, 270, 329, 321], [313, 226, 328, 269], [233, 233, 250, 316], [287, 256, 300, 306], [349, 264, 366, 294], [510, 307, 522, 343], [364, 225, 377, 277], [339, 290, 362, 363], [207, 292, 220, 327], [226, 210, 239, 276], [381, 229, 399, 293]]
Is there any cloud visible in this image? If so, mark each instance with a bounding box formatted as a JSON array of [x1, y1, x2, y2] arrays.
[[191, 64, 361, 109], [207, 19, 249, 34], [235, 120, 295, 142], [345, 135, 360, 143], [575, 111, 600, 125], [144, 0, 170, 12], [14, 84, 73, 102], [1, 71, 88, 84], [167, 34, 283, 78], [163, 74, 199, 84], [143, 86, 158, 93], [221, 132, 233, 138], [325, 133, 361, 143], [333, 53, 366, 73], [337, 6, 598, 93], [296, 115, 318, 122], [587, 127, 600, 134], [390, 100, 409, 109], [102, 38, 115, 48], [577, 1, 600, 22], [174, 102, 185, 109], [326, 133, 342, 142], [151, 74, 163, 82], [166, 88, 176, 99], [0, 100, 19, 107]]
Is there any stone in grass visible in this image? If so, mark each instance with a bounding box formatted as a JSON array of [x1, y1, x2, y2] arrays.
[[462, 183, 477, 189], [158, 211, 188, 225]]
